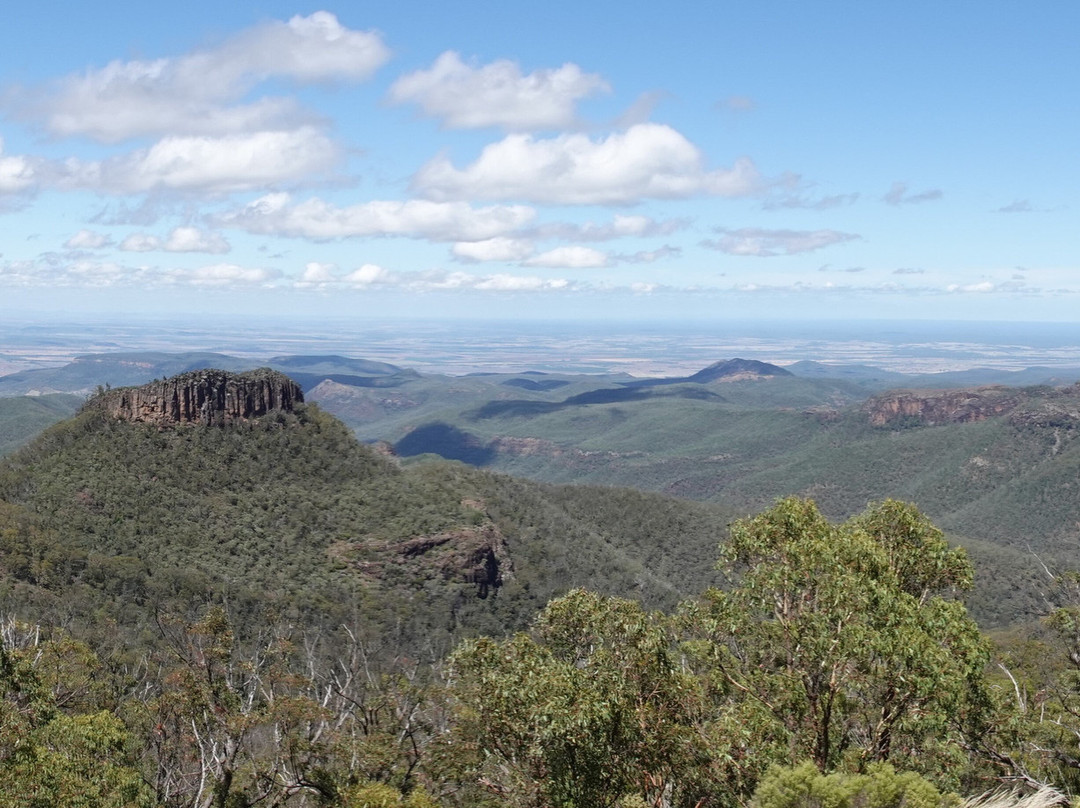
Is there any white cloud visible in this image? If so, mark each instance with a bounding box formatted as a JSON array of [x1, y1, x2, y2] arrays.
[[407, 269, 571, 292], [293, 264, 575, 293], [119, 233, 162, 252], [702, 227, 859, 257], [524, 246, 610, 268], [0, 254, 276, 289], [0, 139, 37, 194], [163, 227, 230, 253], [16, 12, 389, 142], [61, 128, 340, 194], [475, 273, 570, 291], [412, 123, 761, 204], [883, 182, 943, 206], [64, 229, 112, 249], [163, 263, 280, 287], [388, 51, 608, 131], [219, 193, 535, 241], [452, 237, 535, 263], [532, 214, 688, 241], [344, 264, 393, 285], [299, 262, 337, 284], [946, 281, 997, 293]]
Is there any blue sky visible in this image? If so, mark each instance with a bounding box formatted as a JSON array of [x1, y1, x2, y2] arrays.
[[1, 1, 1077, 322]]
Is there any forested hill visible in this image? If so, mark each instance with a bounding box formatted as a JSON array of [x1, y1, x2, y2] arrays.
[[0, 373, 735, 656], [7, 373, 1080, 807]]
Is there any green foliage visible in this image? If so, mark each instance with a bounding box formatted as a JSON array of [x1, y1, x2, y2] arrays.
[[449, 590, 706, 807], [751, 762, 953, 808], [5, 381, 1078, 803], [682, 498, 994, 790], [0, 625, 154, 808], [984, 572, 1080, 796], [356, 378, 1080, 628], [343, 782, 438, 808], [0, 402, 735, 658]]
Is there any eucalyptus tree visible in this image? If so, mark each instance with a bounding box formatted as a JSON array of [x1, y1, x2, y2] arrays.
[[682, 498, 994, 790]]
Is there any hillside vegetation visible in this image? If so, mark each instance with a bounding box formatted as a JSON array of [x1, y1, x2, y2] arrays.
[[0, 400, 734, 655], [384, 379, 1080, 626], [3, 355, 1079, 626], [2, 375, 1080, 806]]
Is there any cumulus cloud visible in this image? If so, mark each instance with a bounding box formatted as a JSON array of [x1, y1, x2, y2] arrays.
[[473, 273, 571, 291], [344, 264, 394, 285], [702, 227, 859, 257], [295, 264, 575, 293], [412, 123, 761, 204], [162, 264, 280, 287], [523, 246, 610, 268], [13, 12, 389, 142], [531, 214, 688, 241], [59, 128, 340, 195], [119, 233, 161, 252], [946, 281, 996, 293], [388, 51, 608, 130], [883, 181, 943, 206], [0, 254, 276, 288], [452, 237, 535, 263], [0, 139, 38, 194], [298, 262, 337, 284], [219, 193, 535, 242], [163, 227, 230, 253], [119, 227, 230, 253], [64, 229, 112, 249]]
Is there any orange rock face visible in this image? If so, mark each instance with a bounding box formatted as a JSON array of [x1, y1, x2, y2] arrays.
[[861, 387, 1021, 427]]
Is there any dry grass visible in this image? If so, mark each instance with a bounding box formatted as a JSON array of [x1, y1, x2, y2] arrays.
[[963, 787, 1070, 808]]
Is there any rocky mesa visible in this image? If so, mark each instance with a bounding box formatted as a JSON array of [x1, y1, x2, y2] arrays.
[[861, 383, 1080, 428], [89, 368, 304, 426]]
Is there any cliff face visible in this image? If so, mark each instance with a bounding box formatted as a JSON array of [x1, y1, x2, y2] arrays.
[[92, 368, 303, 426], [861, 387, 1021, 427], [860, 384, 1080, 428]]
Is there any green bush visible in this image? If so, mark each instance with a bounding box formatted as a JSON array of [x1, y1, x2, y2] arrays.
[[751, 762, 955, 808]]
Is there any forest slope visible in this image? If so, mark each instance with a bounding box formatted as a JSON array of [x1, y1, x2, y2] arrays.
[[0, 382, 735, 656]]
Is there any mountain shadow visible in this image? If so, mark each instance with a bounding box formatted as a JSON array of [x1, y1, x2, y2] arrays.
[[501, 378, 571, 392], [394, 421, 496, 465], [470, 385, 724, 419]]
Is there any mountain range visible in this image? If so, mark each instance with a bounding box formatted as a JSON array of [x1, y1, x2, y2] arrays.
[[3, 351, 1079, 629]]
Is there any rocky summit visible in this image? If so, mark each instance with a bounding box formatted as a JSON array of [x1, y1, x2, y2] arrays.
[[89, 368, 303, 426]]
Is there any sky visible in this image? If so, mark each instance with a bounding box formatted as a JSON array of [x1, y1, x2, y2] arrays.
[[0, 1, 1077, 323]]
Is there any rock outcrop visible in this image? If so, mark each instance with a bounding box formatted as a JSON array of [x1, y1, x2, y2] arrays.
[[91, 368, 303, 426], [862, 386, 1023, 427], [861, 383, 1080, 429], [351, 523, 513, 598]]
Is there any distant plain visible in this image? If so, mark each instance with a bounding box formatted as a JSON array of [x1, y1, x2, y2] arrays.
[[3, 315, 1079, 376]]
